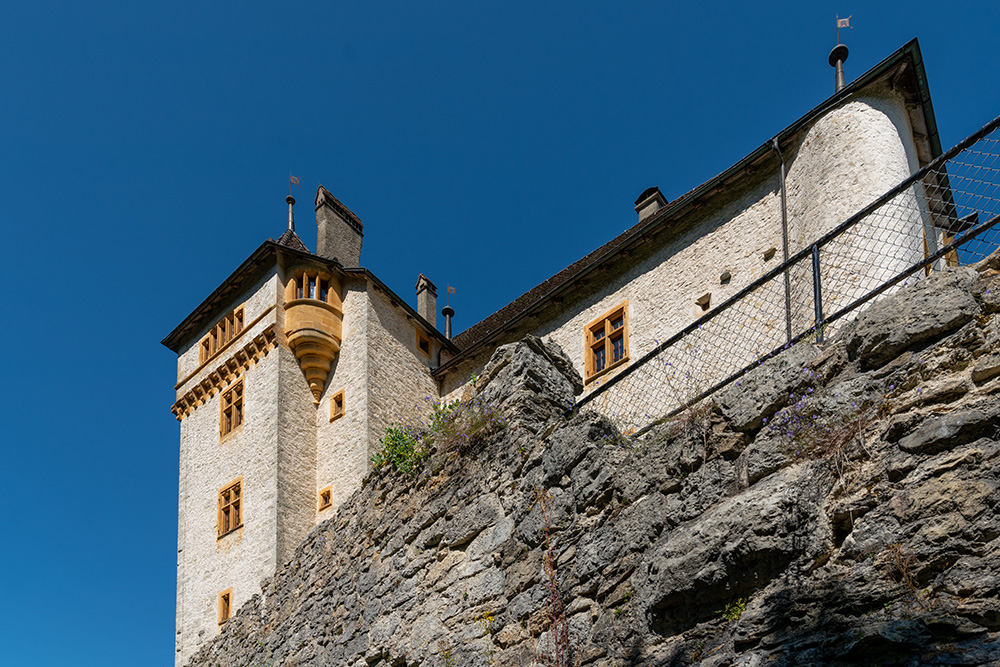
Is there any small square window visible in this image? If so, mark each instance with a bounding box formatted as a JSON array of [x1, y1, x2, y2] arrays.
[[416, 330, 431, 357], [585, 301, 629, 382], [217, 478, 243, 538], [218, 588, 233, 625], [329, 390, 345, 422], [318, 486, 333, 511]]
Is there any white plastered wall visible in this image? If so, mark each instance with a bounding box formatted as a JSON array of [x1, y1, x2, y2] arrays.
[[441, 87, 926, 409], [785, 85, 925, 330]]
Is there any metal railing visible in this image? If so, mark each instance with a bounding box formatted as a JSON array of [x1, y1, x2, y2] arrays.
[[575, 114, 1000, 434]]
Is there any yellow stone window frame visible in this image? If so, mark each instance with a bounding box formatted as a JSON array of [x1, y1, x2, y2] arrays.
[[219, 379, 244, 439], [217, 477, 243, 539], [329, 389, 345, 422], [218, 588, 233, 625], [318, 485, 333, 512], [416, 330, 431, 357], [585, 300, 629, 382], [199, 305, 245, 364]]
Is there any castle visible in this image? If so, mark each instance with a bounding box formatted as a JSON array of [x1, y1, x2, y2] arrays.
[[164, 39, 943, 665]]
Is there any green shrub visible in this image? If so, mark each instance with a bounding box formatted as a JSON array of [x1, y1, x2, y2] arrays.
[[717, 598, 746, 622], [371, 424, 427, 475], [370, 381, 505, 476]]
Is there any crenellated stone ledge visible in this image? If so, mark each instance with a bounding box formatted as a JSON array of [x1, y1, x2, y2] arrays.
[[171, 325, 280, 420]]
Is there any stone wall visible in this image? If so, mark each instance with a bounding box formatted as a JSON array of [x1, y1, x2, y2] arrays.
[[275, 346, 319, 566], [175, 347, 282, 667], [314, 278, 372, 518], [175, 269, 293, 666], [365, 285, 441, 456], [176, 270, 281, 384], [185, 256, 1000, 666]]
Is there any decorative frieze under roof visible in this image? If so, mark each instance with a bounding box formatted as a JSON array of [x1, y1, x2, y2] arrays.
[[171, 325, 280, 420]]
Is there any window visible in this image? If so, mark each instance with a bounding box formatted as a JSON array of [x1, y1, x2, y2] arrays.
[[416, 330, 431, 357], [291, 272, 334, 303], [220, 380, 244, 437], [217, 478, 242, 538], [218, 588, 233, 625], [199, 306, 245, 363], [585, 302, 629, 382], [318, 486, 333, 511], [329, 390, 345, 422]]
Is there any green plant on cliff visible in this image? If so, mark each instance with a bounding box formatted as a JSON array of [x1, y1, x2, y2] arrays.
[[437, 639, 456, 667], [426, 392, 504, 454], [717, 597, 747, 622], [371, 424, 427, 475], [371, 381, 506, 475], [879, 543, 933, 611], [766, 381, 897, 471]]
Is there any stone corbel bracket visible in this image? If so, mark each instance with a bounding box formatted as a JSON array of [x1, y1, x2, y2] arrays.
[[171, 325, 280, 420]]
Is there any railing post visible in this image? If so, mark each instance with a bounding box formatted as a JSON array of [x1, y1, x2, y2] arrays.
[[811, 244, 824, 343]]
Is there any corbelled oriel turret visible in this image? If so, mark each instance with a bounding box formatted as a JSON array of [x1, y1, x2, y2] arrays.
[[281, 195, 344, 403]]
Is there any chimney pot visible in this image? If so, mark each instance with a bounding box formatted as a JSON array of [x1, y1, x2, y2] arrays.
[[634, 186, 668, 221], [442, 305, 455, 340], [286, 195, 296, 232], [829, 44, 849, 92]]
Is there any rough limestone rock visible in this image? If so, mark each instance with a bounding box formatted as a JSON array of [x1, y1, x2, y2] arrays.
[[715, 342, 822, 432], [188, 260, 1000, 667], [846, 267, 981, 370], [475, 333, 583, 432]]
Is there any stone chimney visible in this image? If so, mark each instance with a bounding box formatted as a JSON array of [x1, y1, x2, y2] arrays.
[[416, 274, 437, 329], [634, 186, 667, 221], [315, 186, 364, 265]]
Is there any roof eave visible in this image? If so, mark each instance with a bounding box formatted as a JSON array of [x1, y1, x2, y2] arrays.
[[161, 241, 280, 352], [161, 241, 459, 355]]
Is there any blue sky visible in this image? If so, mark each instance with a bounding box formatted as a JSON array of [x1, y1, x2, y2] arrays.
[[2, 2, 999, 665]]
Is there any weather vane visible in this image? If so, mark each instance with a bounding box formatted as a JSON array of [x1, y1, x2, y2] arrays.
[[836, 14, 853, 44], [289, 172, 301, 197], [446, 284, 456, 306]]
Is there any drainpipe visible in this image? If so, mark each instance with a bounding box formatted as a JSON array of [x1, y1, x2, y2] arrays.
[[772, 138, 793, 344]]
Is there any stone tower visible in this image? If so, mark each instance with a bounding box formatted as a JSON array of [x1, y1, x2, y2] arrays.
[[164, 190, 448, 666]]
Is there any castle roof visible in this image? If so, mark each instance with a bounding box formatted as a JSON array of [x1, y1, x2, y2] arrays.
[[276, 228, 310, 252], [434, 38, 939, 376], [161, 241, 458, 354]]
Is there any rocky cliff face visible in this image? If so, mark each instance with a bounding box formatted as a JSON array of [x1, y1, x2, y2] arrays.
[[188, 257, 1000, 667]]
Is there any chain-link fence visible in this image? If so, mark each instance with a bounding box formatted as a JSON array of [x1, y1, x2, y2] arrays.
[[575, 114, 1000, 435]]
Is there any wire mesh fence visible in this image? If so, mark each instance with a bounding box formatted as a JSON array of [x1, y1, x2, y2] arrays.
[[575, 114, 1000, 435]]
